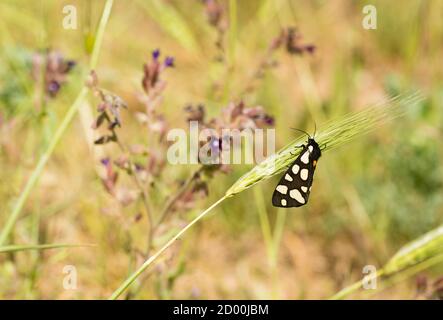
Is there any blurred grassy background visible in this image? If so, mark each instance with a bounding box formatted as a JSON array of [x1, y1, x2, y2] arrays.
[[1, 0, 443, 299]]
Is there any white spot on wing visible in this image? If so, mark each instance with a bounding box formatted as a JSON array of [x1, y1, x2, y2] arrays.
[[290, 189, 305, 204], [301, 186, 308, 193], [281, 199, 287, 206], [300, 151, 310, 164], [276, 185, 288, 194], [292, 164, 300, 174], [285, 174, 293, 182], [300, 169, 309, 180], [308, 145, 313, 152]]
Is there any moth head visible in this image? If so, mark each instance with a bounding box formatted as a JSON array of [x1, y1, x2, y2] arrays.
[[307, 138, 322, 158]]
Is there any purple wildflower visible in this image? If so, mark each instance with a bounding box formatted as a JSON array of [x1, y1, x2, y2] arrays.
[[164, 56, 174, 67], [101, 158, 110, 166], [47, 81, 60, 96], [264, 115, 275, 126], [152, 49, 160, 60], [209, 136, 222, 155]]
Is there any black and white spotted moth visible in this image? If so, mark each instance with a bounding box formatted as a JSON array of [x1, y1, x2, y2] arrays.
[[272, 134, 321, 208]]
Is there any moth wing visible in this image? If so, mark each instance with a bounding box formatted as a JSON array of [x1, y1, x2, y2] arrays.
[[271, 165, 304, 207], [300, 159, 317, 203], [272, 146, 320, 208], [272, 152, 306, 207]]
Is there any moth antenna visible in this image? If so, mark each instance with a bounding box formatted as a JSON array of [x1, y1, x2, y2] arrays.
[[313, 121, 317, 138], [289, 127, 311, 139]]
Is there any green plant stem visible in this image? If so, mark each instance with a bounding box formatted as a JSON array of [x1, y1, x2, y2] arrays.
[[273, 209, 286, 253], [331, 224, 443, 299], [367, 253, 443, 298], [330, 269, 385, 300], [0, 0, 114, 246], [228, 0, 237, 65], [271, 208, 286, 298], [109, 196, 228, 300], [89, 0, 114, 70], [0, 87, 87, 245], [330, 253, 443, 300], [114, 138, 154, 256], [155, 166, 203, 228], [0, 243, 95, 253], [254, 187, 273, 262], [254, 187, 281, 299]]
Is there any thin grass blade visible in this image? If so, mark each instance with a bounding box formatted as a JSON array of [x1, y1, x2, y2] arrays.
[[0, 243, 95, 253]]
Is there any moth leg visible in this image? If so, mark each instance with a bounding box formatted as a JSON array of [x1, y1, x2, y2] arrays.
[[290, 144, 305, 156], [320, 143, 327, 151]]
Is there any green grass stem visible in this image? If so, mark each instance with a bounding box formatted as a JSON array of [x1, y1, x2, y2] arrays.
[[0, 0, 114, 245]]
